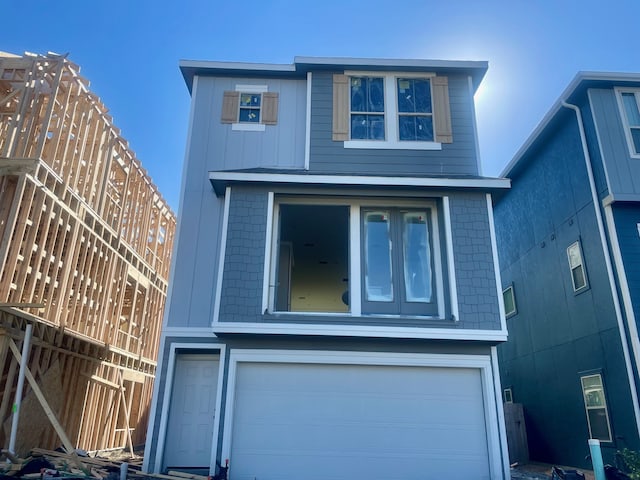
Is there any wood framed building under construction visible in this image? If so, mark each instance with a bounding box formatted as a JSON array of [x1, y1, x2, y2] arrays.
[[0, 51, 176, 455]]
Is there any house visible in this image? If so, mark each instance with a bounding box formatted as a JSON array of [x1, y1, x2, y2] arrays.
[[0, 52, 176, 453], [143, 56, 512, 480], [494, 72, 640, 468]]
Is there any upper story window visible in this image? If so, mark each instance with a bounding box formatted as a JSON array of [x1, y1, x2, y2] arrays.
[[567, 241, 589, 293], [221, 85, 278, 131], [269, 197, 448, 318], [616, 89, 640, 158], [333, 72, 452, 150]]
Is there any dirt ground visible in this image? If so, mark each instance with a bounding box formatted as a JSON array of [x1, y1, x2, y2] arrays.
[[510, 462, 595, 480]]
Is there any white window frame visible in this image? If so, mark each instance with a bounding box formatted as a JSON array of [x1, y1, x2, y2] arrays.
[[232, 84, 268, 132], [267, 196, 447, 319], [344, 71, 442, 151], [580, 373, 613, 443], [502, 285, 517, 318], [615, 87, 640, 159], [503, 388, 513, 404], [567, 241, 588, 293]]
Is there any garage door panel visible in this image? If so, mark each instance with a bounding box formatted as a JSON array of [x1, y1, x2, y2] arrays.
[[230, 362, 491, 480]]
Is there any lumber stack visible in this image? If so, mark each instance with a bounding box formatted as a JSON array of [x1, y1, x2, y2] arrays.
[[0, 52, 176, 455]]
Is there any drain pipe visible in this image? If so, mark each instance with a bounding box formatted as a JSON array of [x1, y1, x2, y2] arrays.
[[562, 101, 640, 439]]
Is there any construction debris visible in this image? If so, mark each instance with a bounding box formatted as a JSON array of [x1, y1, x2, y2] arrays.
[[0, 448, 210, 480]]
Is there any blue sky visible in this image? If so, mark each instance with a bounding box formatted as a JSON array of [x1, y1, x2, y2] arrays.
[[4, 0, 640, 211]]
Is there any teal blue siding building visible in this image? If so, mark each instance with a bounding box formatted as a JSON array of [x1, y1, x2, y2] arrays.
[[495, 72, 640, 468]]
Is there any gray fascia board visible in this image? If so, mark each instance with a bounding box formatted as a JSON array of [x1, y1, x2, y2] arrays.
[[179, 56, 490, 93], [501, 71, 640, 178]]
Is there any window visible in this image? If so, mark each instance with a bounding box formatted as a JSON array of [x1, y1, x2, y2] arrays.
[[567, 241, 588, 292], [361, 208, 438, 316], [617, 89, 640, 157], [503, 388, 513, 404], [270, 198, 447, 318], [503, 285, 517, 318], [581, 374, 612, 442], [221, 86, 278, 130], [333, 73, 452, 149]]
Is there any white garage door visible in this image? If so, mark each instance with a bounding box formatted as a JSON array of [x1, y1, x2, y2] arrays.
[[229, 362, 490, 480]]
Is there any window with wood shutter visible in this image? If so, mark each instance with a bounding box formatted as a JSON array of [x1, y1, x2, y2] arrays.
[[221, 87, 278, 128], [332, 73, 453, 149]]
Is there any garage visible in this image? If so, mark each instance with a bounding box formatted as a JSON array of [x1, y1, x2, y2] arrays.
[[225, 357, 495, 480]]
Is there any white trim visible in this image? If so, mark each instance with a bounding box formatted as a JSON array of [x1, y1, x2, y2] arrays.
[[231, 123, 265, 132], [604, 205, 640, 394], [562, 102, 640, 439], [209, 170, 511, 190], [261, 192, 275, 314], [212, 187, 231, 325], [160, 327, 218, 337], [221, 348, 502, 479], [153, 343, 227, 473], [487, 194, 508, 331], [212, 322, 508, 341], [344, 139, 442, 150], [349, 205, 362, 316], [613, 87, 640, 159], [234, 84, 268, 93], [304, 72, 312, 170], [442, 197, 459, 321], [470, 75, 483, 175], [491, 346, 511, 480]]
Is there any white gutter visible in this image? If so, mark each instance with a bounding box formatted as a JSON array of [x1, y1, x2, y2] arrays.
[[562, 101, 640, 438]]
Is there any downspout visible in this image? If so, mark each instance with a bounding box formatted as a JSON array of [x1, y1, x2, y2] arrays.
[[562, 101, 640, 439]]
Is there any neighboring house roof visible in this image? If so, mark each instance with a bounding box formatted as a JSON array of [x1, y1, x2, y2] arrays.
[[179, 56, 488, 94], [501, 71, 640, 179]]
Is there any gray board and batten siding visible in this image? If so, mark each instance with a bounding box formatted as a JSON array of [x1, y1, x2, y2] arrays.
[[589, 87, 640, 200], [308, 71, 481, 176], [217, 185, 502, 331], [196, 76, 307, 172]]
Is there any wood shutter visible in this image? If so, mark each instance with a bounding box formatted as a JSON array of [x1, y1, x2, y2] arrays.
[[332, 74, 349, 141], [432, 76, 453, 144], [262, 92, 279, 125], [221, 91, 239, 123]]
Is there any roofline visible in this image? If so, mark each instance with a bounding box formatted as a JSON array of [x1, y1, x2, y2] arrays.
[[501, 71, 640, 177], [208, 171, 510, 196], [179, 56, 489, 93]]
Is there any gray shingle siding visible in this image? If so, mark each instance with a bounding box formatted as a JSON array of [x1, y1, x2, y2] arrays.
[[450, 193, 500, 329], [308, 71, 479, 176], [219, 187, 268, 322]]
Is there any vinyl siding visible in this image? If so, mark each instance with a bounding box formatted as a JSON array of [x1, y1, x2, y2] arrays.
[[612, 203, 640, 332], [308, 71, 480, 176]]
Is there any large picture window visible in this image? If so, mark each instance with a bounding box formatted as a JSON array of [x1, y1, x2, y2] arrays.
[[270, 198, 446, 318]]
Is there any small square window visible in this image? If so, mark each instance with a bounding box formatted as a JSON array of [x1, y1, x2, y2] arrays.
[[567, 241, 588, 292], [503, 285, 516, 318], [581, 374, 612, 442], [239, 93, 261, 123], [503, 388, 513, 403]]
